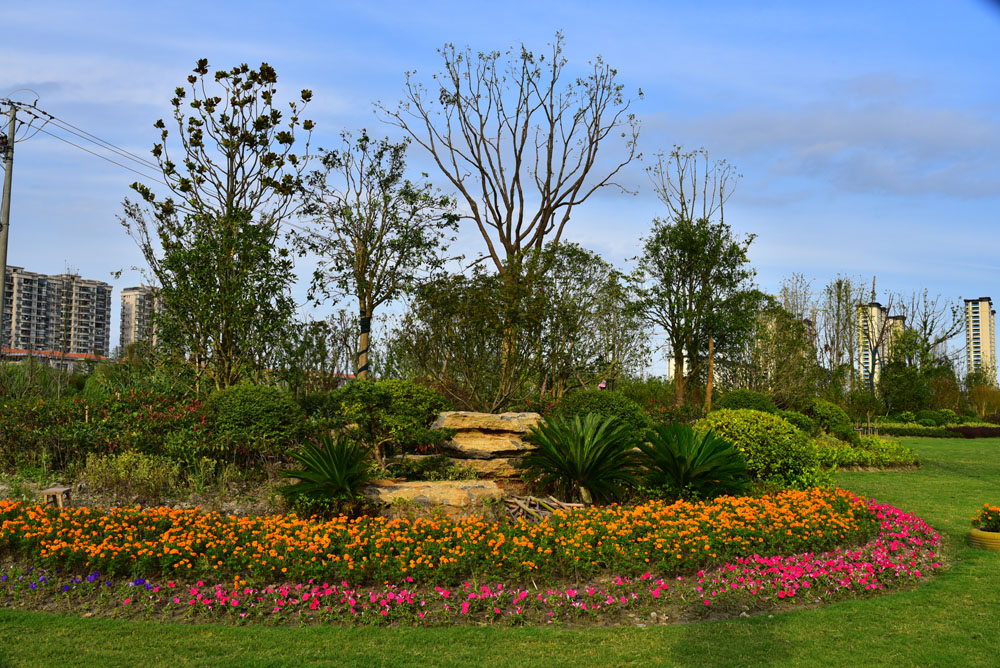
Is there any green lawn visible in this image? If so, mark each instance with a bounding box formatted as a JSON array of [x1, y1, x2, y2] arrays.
[[1, 437, 999, 668]]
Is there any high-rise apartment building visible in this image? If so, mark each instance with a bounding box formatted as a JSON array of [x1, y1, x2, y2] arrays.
[[964, 297, 996, 381], [119, 285, 159, 351], [1, 266, 113, 357], [857, 302, 904, 385]]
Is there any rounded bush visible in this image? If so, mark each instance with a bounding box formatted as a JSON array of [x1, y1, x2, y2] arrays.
[[715, 389, 776, 414], [776, 409, 818, 436], [694, 409, 820, 484], [937, 408, 959, 424], [203, 384, 304, 450], [915, 410, 945, 427], [556, 390, 651, 443], [806, 399, 852, 433]]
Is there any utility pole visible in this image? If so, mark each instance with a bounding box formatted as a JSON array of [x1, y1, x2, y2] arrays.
[[0, 103, 15, 352]]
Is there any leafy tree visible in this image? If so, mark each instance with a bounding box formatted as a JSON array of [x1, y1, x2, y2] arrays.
[[121, 60, 313, 389], [634, 215, 756, 407], [295, 132, 458, 379], [386, 266, 545, 412], [534, 243, 649, 397], [724, 301, 822, 410], [274, 312, 357, 399], [879, 360, 931, 414], [845, 388, 882, 431]]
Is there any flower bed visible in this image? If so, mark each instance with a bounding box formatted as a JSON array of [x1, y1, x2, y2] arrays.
[[0, 500, 940, 625], [0, 489, 876, 584]]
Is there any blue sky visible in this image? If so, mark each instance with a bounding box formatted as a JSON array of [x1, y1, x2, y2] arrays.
[[2, 0, 999, 358]]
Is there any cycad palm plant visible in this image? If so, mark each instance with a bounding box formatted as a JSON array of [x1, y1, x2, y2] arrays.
[[280, 433, 372, 501], [523, 413, 640, 504], [638, 423, 749, 500]]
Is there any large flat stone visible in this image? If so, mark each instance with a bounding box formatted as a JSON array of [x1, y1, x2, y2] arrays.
[[431, 411, 542, 434], [363, 480, 503, 518], [439, 431, 537, 459]]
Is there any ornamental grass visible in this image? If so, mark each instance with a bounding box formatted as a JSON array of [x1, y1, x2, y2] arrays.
[[0, 488, 877, 584]]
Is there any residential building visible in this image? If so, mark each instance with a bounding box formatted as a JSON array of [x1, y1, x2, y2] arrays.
[[964, 297, 996, 382], [119, 285, 159, 351], [857, 302, 905, 386], [1, 266, 113, 357], [0, 346, 108, 372]]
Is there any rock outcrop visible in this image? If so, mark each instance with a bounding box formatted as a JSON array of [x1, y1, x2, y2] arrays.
[[431, 411, 542, 465], [363, 480, 503, 519]]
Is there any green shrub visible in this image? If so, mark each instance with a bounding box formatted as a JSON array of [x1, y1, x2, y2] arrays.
[[915, 410, 942, 427], [556, 390, 651, 443], [524, 413, 640, 504], [806, 399, 859, 445], [694, 409, 820, 485], [937, 408, 960, 424], [0, 359, 76, 400], [638, 423, 749, 500], [316, 379, 454, 464], [617, 377, 675, 413], [280, 433, 372, 502], [203, 384, 305, 460], [715, 389, 776, 414], [775, 409, 818, 436], [876, 422, 953, 438], [815, 434, 918, 468], [0, 392, 204, 471], [83, 450, 180, 501], [806, 399, 852, 433]]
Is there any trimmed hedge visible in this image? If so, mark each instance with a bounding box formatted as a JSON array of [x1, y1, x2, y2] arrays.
[[694, 409, 821, 485], [945, 425, 1000, 439], [202, 384, 305, 451], [556, 390, 651, 444], [715, 389, 776, 414], [310, 379, 455, 455], [876, 422, 953, 438], [815, 434, 918, 469]]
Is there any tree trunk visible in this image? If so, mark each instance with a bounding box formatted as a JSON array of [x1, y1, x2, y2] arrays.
[[673, 345, 686, 407], [357, 307, 372, 380], [705, 336, 714, 412]]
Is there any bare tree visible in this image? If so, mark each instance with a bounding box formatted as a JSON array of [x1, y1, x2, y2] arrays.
[[647, 147, 741, 226], [378, 32, 640, 277], [817, 275, 865, 394], [779, 272, 813, 321], [896, 289, 964, 369]]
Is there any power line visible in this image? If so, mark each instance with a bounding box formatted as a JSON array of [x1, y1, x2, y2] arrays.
[[30, 124, 165, 185], [16, 104, 160, 172], [37, 111, 159, 171]]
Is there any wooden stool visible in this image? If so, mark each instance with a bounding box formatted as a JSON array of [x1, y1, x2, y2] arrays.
[[40, 486, 72, 508]]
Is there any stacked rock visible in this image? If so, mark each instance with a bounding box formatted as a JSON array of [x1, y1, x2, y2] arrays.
[[431, 411, 543, 478]]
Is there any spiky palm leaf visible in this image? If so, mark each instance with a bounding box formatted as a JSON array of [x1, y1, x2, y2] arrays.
[[638, 423, 749, 499], [524, 413, 640, 504], [280, 433, 371, 500]]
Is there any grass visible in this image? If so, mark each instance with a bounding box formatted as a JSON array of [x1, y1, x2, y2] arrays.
[[1, 437, 999, 667]]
